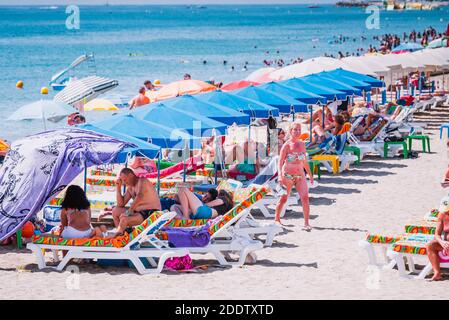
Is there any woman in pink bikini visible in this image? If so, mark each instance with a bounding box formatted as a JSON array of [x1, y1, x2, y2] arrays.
[[275, 122, 314, 230]]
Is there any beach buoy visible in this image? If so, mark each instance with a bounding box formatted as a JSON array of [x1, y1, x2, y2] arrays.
[[16, 80, 24, 89], [21, 221, 35, 238], [40, 87, 49, 95], [154, 79, 161, 85]]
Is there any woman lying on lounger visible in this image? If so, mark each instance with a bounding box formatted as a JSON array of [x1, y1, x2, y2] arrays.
[[426, 197, 449, 281], [275, 121, 314, 230], [175, 187, 233, 220], [59, 185, 107, 239]]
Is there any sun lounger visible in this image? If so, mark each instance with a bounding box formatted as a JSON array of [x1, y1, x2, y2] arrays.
[[27, 211, 188, 274], [164, 186, 282, 247], [387, 240, 449, 279]]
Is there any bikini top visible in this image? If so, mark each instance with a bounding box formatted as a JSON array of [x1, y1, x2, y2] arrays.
[[286, 151, 307, 162]]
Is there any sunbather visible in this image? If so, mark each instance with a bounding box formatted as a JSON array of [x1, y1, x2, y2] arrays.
[[59, 185, 106, 239], [170, 187, 218, 218], [275, 122, 314, 230], [426, 197, 449, 281], [175, 187, 233, 220], [99, 168, 161, 236], [441, 140, 449, 188]]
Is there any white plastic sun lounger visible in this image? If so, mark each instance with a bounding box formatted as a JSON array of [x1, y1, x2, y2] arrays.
[[27, 211, 188, 275]]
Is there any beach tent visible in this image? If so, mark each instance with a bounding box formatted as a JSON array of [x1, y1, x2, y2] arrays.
[[258, 82, 327, 105], [90, 113, 198, 149], [54, 76, 119, 108], [281, 78, 347, 101], [300, 74, 362, 96], [221, 80, 260, 91], [0, 128, 156, 241], [7, 99, 75, 130], [152, 80, 216, 102], [197, 89, 280, 118], [245, 67, 276, 83], [325, 69, 384, 88], [131, 102, 228, 136], [268, 57, 346, 81], [162, 94, 250, 126], [233, 85, 308, 113]]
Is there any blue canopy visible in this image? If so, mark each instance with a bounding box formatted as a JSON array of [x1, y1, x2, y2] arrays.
[[78, 124, 160, 162], [131, 102, 227, 137], [326, 68, 385, 88], [162, 94, 250, 126], [392, 42, 423, 53], [89, 113, 199, 149], [281, 78, 347, 101], [258, 82, 327, 105], [315, 71, 372, 91], [233, 85, 308, 113], [300, 74, 362, 96], [197, 90, 280, 119]]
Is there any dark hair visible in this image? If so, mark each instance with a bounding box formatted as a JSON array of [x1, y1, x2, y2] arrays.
[[144, 80, 152, 85], [218, 189, 234, 209], [334, 114, 345, 125], [207, 188, 218, 200], [139, 86, 145, 93], [61, 185, 90, 210], [120, 168, 135, 176]]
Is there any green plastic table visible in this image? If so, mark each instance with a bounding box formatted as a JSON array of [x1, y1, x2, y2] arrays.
[[406, 135, 430, 153], [384, 141, 408, 159]]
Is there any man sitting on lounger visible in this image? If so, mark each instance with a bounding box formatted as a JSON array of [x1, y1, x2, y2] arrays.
[[100, 168, 161, 236]]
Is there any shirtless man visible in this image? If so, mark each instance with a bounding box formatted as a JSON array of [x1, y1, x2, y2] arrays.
[[100, 168, 161, 235]]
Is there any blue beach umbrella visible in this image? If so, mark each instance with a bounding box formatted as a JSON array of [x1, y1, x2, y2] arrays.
[[258, 81, 327, 105], [78, 123, 160, 162], [233, 85, 308, 113], [300, 74, 362, 96], [197, 89, 280, 118], [131, 102, 227, 137], [392, 42, 423, 53], [90, 113, 198, 149], [281, 78, 347, 101], [315, 71, 372, 91], [163, 94, 250, 126], [326, 68, 385, 88]]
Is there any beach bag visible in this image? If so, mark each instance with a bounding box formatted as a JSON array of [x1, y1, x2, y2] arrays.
[[164, 255, 193, 271]]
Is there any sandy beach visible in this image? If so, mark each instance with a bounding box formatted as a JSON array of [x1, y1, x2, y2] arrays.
[[1, 100, 448, 300]]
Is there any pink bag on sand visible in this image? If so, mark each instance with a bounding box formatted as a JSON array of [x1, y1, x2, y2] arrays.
[[164, 255, 193, 271]]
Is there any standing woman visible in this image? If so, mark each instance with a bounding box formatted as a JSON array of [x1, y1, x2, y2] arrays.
[[275, 122, 314, 230]]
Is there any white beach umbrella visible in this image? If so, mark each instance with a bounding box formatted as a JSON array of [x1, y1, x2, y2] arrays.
[[7, 100, 75, 130], [268, 57, 346, 80], [245, 67, 276, 83], [341, 56, 390, 76]]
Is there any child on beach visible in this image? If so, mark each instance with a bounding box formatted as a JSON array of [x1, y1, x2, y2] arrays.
[[275, 122, 314, 230], [441, 139, 449, 188]]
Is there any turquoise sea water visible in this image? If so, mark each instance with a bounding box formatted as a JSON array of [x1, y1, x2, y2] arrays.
[[0, 4, 448, 141]]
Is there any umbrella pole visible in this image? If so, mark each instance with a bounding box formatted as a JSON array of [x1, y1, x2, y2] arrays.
[[182, 141, 187, 183], [157, 148, 161, 196], [322, 104, 325, 130], [309, 105, 313, 144], [83, 165, 87, 192]]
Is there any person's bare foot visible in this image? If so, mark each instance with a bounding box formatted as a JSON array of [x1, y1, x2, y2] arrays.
[[302, 225, 312, 232], [274, 220, 284, 226], [441, 179, 449, 188], [430, 273, 442, 281]]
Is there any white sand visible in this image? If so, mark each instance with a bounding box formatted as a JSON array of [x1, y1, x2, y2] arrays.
[[1, 103, 449, 300]]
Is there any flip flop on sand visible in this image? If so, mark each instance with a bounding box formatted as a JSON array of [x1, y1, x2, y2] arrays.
[[302, 225, 312, 232]]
